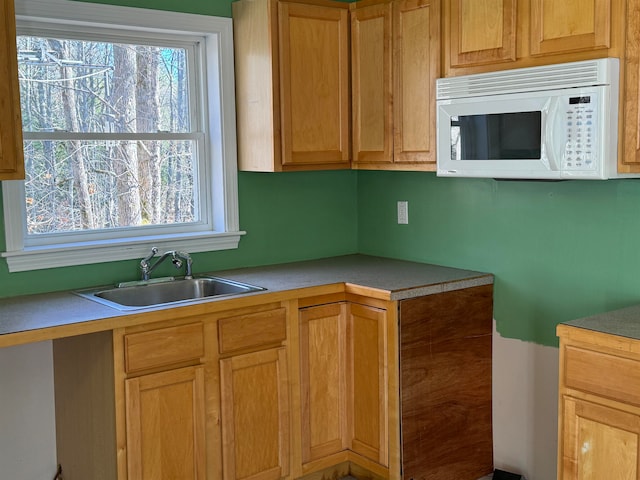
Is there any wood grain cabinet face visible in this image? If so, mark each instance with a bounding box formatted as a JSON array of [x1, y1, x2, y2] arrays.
[[351, 0, 439, 170], [447, 0, 517, 68], [299, 302, 349, 463], [233, 0, 350, 172], [298, 301, 389, 468], [220, 348, 290, 480], [0, 0, 25, 180], [621, 0, 640, 172], [530, 0, 612, 56], [557, 326, 640, 480], [125, 366, 206, 480]]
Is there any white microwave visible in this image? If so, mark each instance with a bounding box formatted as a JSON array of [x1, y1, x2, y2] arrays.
[[436, 58, 637, 180]]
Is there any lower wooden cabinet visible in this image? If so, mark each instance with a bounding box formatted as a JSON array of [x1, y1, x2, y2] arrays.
[[557, 324, 640, 480], [50, 287, 493, 480], [125, 366, 206, 480], [298, 299, 389, 472], [216, 304, 289, 480]]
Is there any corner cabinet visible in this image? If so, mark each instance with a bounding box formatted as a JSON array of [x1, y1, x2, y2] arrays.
[[557, 324, 640, 480], [0, 0, 25, 180], [233, 0, 350, 172], [350, 0, 440, 170]]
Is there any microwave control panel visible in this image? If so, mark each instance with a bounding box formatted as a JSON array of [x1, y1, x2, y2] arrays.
[[562, 94, 598, 172]]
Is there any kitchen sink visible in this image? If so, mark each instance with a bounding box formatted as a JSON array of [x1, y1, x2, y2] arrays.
[[75, 276, 265, 310]]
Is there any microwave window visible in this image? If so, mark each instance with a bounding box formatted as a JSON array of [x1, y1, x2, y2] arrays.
[[450, 111, 542, 160]]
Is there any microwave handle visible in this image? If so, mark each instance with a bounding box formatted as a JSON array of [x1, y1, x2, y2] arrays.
[[543, 97, 562, 172]]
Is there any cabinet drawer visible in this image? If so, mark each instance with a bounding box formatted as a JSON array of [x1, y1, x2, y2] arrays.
[[125, 323, 204, 373], [564, 345, 640, 406], [218, 307, 287, 354]]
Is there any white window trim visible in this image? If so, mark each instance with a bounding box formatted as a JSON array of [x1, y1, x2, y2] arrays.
[[2, 0, 244, 272]]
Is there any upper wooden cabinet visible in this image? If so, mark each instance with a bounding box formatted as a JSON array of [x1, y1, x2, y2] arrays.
[[620, 0, 640, 172], [233, 0, 350, 172], [0, 0, 25, 180], [351, 0, 439, 170], [444, 0, 624, 76], [446, 0, 516, 69]]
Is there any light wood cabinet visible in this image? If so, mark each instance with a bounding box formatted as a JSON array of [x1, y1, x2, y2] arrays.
[[218, 306, 290, 480], [298, 300, 389, 471], [298, 302, 349, 464], [233, 0, 350, 172], [557, 324, 640, 479], [0, 0, 25, 180], [351, 0, 439, 170], [620, 0, 640, 173], [446, 0, 516, 69], [220, 348, 290, 480], [444, 0, 624, 76], [125, 366, 206, 480]]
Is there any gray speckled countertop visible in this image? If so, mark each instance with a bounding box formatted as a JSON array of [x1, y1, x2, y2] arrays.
[[563, 304, 640, 340], [0, 254, 492, 343]]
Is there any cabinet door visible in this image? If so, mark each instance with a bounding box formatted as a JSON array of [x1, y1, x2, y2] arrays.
[[351, 2, 393, 165], [447, 0, 517, 68], [349, 303, 388, 466], [125, 366, 206, 480], [299, 303, 349, 463], [0, 0, 25, 180], [220, 347, 290, 480], [530, 0, 611, 56], [278, 2, 350, 167], [621, 0, 640, 171], [561, 396, 640, 479], [393, 0, 439, 165]]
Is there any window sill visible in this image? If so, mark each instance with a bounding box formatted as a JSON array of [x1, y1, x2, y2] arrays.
[[1, 231, 245, 272]]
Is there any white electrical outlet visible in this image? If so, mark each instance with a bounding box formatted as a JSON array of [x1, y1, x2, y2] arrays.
[[397, 201, 408, 224]]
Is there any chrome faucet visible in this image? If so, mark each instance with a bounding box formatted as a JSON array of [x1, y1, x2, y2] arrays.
[[140, 247, 193, 281]]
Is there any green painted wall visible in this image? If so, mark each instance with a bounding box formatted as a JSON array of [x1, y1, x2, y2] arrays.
[[0, 171, 359, 297], [357, 171, 640, 346]]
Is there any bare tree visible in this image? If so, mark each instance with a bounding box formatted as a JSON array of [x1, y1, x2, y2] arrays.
[[136, 46, 161, 224], [111, 44, 142, 227], [48, 39, 96, 230]]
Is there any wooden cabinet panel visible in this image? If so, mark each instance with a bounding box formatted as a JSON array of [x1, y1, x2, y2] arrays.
[[220, 347, 290, 480], [278, 2, 350, 167], [299, 302, 348, 463], [351, 2, 393, 164], [448, 0, 517, 68], [399, 284, 493, 480], [218, 307, 287, 355], [561, 396, 640, 479], [349, 303, 388, 466], [393, 0, 439, 165], [530, 0, 611, 56], [351, 0, 438, 170], [233, 0, 350, 172], [621, 0, 640, 171], [125, 366, 206, 480], [124, 322, 204, 373], [0, 0, 25, 180]]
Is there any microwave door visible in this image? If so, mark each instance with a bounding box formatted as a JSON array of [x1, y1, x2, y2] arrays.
[[437, 95, 560, 179]]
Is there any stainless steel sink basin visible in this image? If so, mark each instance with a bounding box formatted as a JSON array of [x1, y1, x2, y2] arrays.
[[75, 276, 265, 310]]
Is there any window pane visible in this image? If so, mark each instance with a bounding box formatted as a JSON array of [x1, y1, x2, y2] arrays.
[[24, 140, 197, 235], [17, 36, 190, 133]]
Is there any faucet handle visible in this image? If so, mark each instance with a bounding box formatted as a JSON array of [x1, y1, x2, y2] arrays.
[[140, 246, 159, 280]]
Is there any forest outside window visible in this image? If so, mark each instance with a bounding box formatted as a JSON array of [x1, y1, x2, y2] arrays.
[[2, 0, 242, 272]]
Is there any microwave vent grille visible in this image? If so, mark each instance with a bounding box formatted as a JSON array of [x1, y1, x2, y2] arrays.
[[437, 58, 618, 100]]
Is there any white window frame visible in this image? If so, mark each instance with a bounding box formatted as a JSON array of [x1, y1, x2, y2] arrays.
[[2, 0, 243, 272]]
